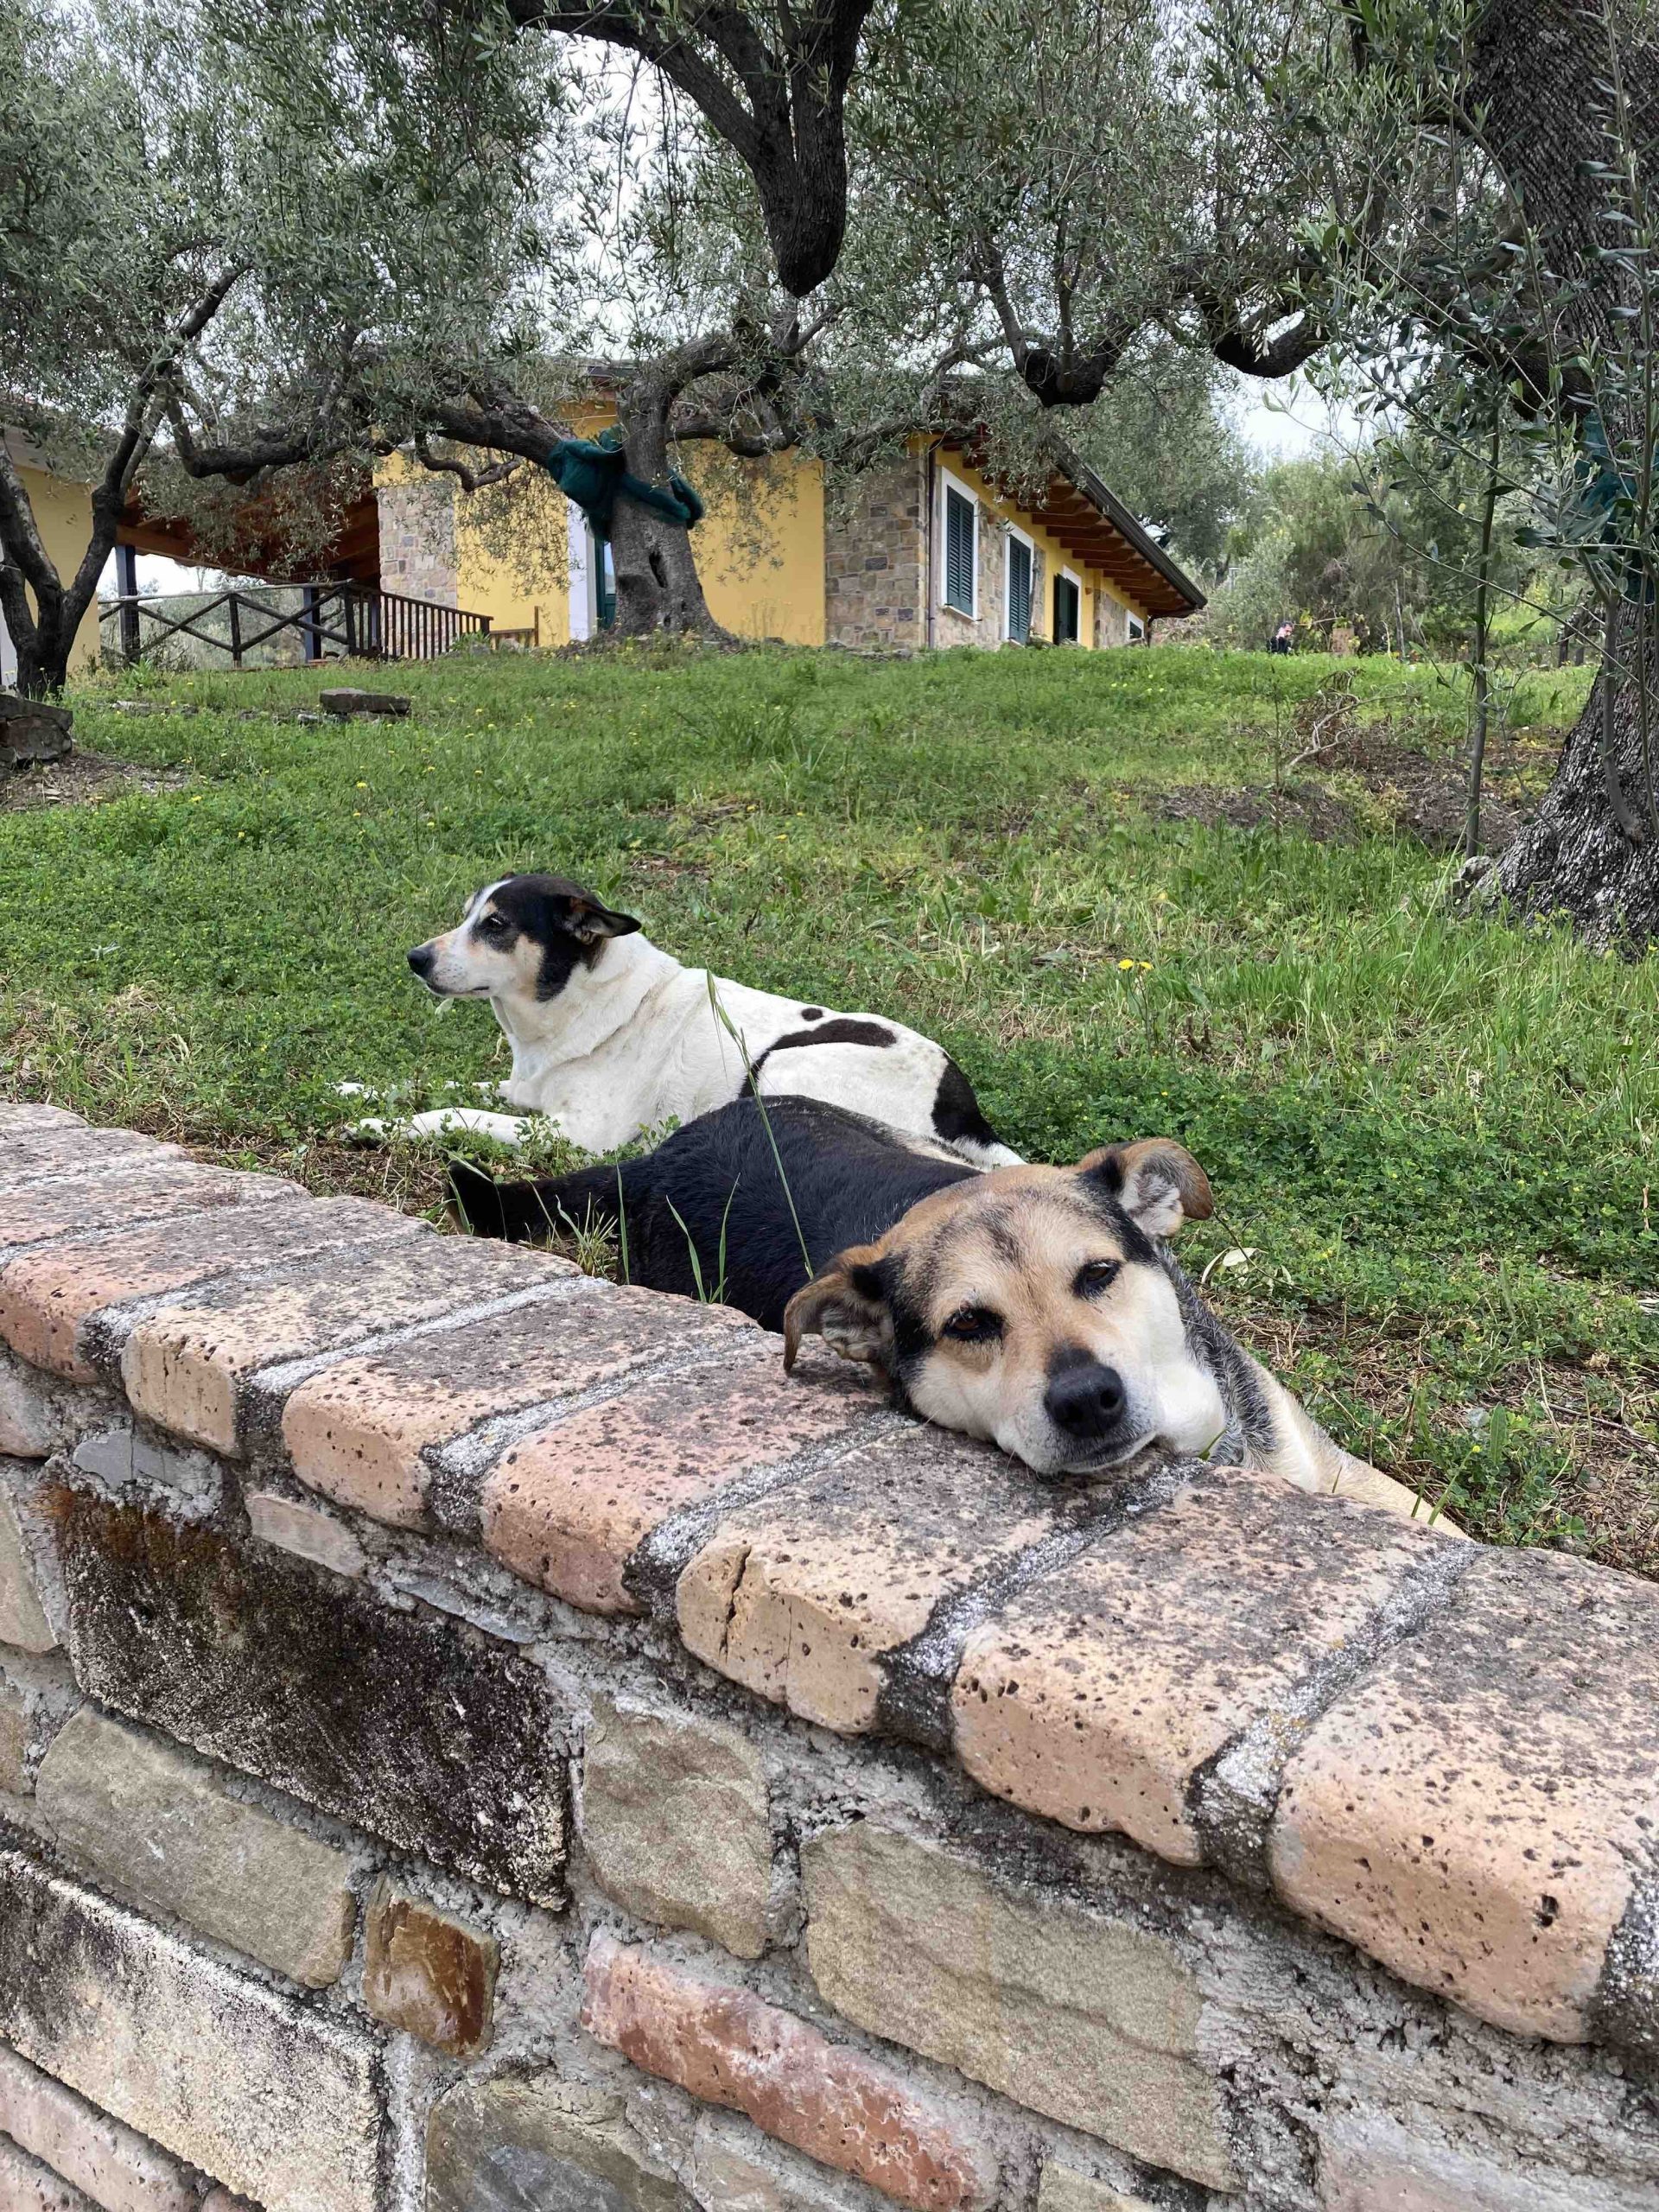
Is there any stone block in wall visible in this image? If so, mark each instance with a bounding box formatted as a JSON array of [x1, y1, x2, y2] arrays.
[[689, 2113, 878, 2212], [0, 1671, 27, 1786], [363, 1878, 498, 2054], [0, 1480, 56, 1651], [280, 1281, 748, 1531], [581, 1933, 996, 2212], [245, 1490, 368, 1579], [0, 1845, 385, 2212], [1271, 1545, 1659, 2044], [427, 2075, 694, 2212], [1, 1192, 405, 1382], [481, 1341, 878, 1616], [0, 2042, 202, 2212], [120, 1230, 575, 1458], [1036, 2171, 1156, 2212], [802, 1823, 1233, 2191], [1314, 2111, 1649, 2212], [35, 1706, 358, 1987], [580, 1700, 772, 1958], [0, 2134, 97, 2211], [50, 1488, 569, 1904]]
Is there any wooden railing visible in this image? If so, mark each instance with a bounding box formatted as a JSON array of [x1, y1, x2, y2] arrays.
[[98, 583, 493, 668]]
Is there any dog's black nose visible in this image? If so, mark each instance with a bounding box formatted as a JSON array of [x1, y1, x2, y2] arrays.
[[1044, 1351, 1127, 1440], [407, 944, 435, 977]]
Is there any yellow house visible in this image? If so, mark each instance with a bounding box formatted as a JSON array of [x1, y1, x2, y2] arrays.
[[374, 418, 1202, 652], [0, 428, 102, 686]]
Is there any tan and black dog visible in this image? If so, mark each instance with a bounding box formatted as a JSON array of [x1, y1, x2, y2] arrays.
[[452, 1097, 1453, 1526]]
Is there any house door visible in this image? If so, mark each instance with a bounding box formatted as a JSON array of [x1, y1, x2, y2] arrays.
[[1053, 573, 1080, 645]]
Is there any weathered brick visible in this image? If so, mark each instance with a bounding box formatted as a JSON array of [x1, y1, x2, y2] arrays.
[[582, 1933, 995, 2212], [245, 1490, 368, 1578], [0, 1122, 180, 1187], [282, 1281, 750, 1529], [581, 1700, 772, 1957], [803, 1823, 1232, 2191], [53, 1488, 568, 1904], [364, 1879, 497, 2054], [952, 1465, 1453, 1867], [0, 2042, 200, 2212], [0, 1845, 385, 2212], [35, 1707, 357, 1987], [481, 1342, 875, 1614], [0, 1193, 404, 1381], [1270, 1548, 1659, 2042], [0, 1480, 54, 1651], [0, 2134, 96, 2212], [121, 1231, 575, 1455], [676, 1427, 1076, 1733], [427, 2075, 692, 2212], [1036, 2171, 1156, 2212], [0, 1161, 297, 1264]]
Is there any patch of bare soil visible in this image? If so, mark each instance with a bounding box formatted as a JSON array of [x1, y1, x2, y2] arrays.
[[0, 749, 190, 813], [1154, 784, 1360, 840]]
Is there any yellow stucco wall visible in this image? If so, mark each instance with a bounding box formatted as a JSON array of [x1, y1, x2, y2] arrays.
[[377, 422, 825, 647], [925, 448, 1152, 644], [6, 463, 102, 676]]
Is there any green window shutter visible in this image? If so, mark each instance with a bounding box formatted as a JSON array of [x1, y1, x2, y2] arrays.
[[1007, 538, 1033, 641], [944, 487, 976, 614]]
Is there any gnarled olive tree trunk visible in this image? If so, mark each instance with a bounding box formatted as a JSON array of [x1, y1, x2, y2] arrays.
[[607, 379, 728, 641], [1471, 0, 1659, 938]]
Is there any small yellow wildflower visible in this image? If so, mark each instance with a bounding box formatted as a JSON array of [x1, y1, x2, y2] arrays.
[[1116, 957, 1135, 970]]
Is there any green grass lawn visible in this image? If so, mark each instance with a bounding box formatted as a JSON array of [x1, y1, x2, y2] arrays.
[[3, 641, 1655, 1569]]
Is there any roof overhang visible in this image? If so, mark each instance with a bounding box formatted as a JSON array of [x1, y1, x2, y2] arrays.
[[940, 436, 1205, 620]]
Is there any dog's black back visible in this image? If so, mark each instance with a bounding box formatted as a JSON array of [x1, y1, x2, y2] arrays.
[[449, 1098, 975, 1331]]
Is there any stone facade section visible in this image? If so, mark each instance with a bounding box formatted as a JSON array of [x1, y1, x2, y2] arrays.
[[51, 1489, 569, 1904], [823, 457, 925, 652], [35, 1706, 358, 1987], [582, 1934, 996, 2212], [375, 476, 460, 607], [364, 1879, 498, 2055], [580, 1699, 772, 1957], [1037, 2171, 1157, 2212], [802, 1822, 1232, 2191], [0, 1846, 385, 2212], [0, 2135, 96, 2211]]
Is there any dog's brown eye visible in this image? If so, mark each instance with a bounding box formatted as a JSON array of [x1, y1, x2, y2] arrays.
[[942, 1305, 1003, 1344], [1075, 1260, 1121, 1297], [478, 914, 507, 939]]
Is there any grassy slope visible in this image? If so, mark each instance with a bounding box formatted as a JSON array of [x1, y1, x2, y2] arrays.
[[3, 643, 1654, 1567]]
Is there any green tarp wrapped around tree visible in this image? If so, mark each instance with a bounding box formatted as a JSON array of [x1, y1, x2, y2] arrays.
[[541, 428, 704, 543]]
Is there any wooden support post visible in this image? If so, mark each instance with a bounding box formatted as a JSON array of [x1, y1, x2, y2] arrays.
[[302, 584, 321, 664], [114, 545, 140, 664], [227, 594, 243, 669]]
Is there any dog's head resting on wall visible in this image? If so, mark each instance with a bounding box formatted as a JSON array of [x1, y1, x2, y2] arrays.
[[408, 874, 642, 1015], [785, 1140, 1224, 1477]]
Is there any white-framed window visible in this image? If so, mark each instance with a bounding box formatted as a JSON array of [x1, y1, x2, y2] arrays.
[[1053, 566, 1081, 645], [940, 474, 977, 617], [1004, 524, 1034, 643], [1127, 612, 1147, 644]]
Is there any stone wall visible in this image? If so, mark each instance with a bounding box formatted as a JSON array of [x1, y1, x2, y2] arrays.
[[375, 480, 459, 608], [1, 1099, 1657, 2212], [824, 458, 927, 651]]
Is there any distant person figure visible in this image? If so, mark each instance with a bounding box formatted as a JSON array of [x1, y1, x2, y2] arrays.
[[1268, 621, 1294, 656]]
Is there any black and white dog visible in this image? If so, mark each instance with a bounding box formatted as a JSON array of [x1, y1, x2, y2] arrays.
[[452, 1098, 1454, 1525], [391, 874, 1019, 1166]]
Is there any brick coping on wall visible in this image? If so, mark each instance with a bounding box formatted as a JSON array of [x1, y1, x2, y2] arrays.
[[3, 1100, 1656, 2069]]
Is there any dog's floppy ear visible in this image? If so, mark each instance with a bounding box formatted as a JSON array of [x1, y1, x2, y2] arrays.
[[1077, 1139, 1212, 1237], [783, 1248, 893, 1374], [549, 889, 641, 947]]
